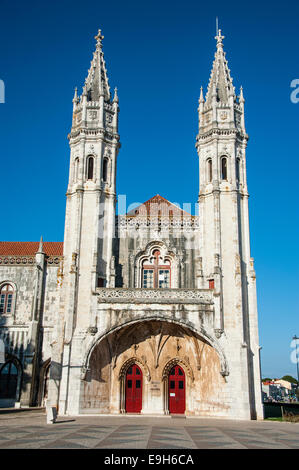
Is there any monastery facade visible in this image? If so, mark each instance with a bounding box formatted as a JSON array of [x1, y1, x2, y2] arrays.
[[0, 29, 263, 419]]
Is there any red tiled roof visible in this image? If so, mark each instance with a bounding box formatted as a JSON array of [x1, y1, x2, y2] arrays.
[[0, 242, 63, 256], [126, 194, 192, 218]]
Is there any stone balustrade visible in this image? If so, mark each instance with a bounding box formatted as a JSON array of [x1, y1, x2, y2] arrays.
[[96, 288, 213, 305]]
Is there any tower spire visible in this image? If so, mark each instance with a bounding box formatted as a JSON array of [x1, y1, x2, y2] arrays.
[[82, 28, 111, 102], [205, 29, 235, 105]]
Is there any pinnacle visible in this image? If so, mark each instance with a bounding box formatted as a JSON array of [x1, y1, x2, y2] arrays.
[[215, 29, 225, 47], [37, 236, 44, 254], [205, 29, 235, 105], [79, 29, 111, 103], [95, 29, 104, 46]]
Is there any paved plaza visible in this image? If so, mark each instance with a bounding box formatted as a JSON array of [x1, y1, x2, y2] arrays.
[[0, 410, 299, 449]]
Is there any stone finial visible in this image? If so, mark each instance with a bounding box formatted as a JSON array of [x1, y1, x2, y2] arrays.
[[72, 87, 78, 103], [215, 29, 225, 47], [113, 87, 119, 103], [37, 236, 44, 254], [239, 86, 245, 103], [199, 86, 204, 103], [95, 29, 104, 47]]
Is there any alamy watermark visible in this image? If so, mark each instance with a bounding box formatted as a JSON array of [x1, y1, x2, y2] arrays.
[[0, 80, 4, 103], [290, 79, 299, 103]]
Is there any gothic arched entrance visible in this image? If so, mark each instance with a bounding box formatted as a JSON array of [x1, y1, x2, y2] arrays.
[[168, 365, 185, 414], [125, 364, 142, 413]]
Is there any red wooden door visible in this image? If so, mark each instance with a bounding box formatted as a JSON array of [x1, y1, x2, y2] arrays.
[[168, 365, 185, 414], [125, 364, 142, 413]]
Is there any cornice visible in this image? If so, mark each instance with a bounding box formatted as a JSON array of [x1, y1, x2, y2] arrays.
[[196, 128, 248, 143]]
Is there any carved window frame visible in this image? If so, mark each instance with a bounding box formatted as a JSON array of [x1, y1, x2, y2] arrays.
[[206, 158, 212, 183], [142, 250, 171, 289], [73, 157, 79, 183], [0, 282, 16, 318], [220, 155, 228, 181], [135, 242, 178, 288], [86, 155, 95, 181], [102, 157, 109, 183]]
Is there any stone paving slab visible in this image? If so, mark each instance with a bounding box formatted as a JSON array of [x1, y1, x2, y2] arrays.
[[0, 410, 299, 449]]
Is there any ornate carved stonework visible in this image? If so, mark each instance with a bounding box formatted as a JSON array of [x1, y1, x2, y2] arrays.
[[118, 356, 151, 382], [87, 327, 98, 336], [96, 288, 213, 305], [162, 357, 194, 382], [214, 328, 224, 339], [0, 256, 62, 266], [88, 110, 97, 120]]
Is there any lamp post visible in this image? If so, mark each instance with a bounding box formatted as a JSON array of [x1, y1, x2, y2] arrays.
[[293, 335, 299, 398]]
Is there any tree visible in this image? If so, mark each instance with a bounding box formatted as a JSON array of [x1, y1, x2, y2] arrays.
[[281, 375, 298, 385]]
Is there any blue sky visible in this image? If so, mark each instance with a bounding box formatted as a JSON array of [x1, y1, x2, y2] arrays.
[[0, 0, 298, 380]]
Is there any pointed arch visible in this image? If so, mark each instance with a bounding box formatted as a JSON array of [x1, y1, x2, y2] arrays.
[[0, 355, 22, 402], [162, 357, 194, 382], [0, 281, 16, 316], [103, 157, 109, 183], [37, 358, 51, 407], [118, 356, 151, 382], [118, 356, 150, 414], [82, 316, 229, 381], [221, 156, 228, 180], [207, 158, 212, 183], [86, 155, 94, 180], [74, 157, 79, 182]]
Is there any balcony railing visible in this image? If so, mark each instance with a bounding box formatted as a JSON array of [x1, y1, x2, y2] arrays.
[[96, 288, 213, 305]]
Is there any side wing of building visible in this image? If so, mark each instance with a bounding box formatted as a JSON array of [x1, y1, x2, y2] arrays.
[[0, 241, 62, 407]]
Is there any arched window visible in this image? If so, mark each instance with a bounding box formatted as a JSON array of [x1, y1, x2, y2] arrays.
[[103, 158, 108, 183], [0, 361, 18, 399], [74, 158, 79, 182], [0, 284, 14, 315], [87, 156, 94, 180], [236, 158, 240, 182], [221, 156, 228, 180], [207, 158, 212, 183], [142, 250, 171, 288]]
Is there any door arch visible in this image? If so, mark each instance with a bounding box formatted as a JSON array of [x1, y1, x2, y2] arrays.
[[168, 365, 185, 414], [0, 360, 19, 403], [125, 364, 142, 413]]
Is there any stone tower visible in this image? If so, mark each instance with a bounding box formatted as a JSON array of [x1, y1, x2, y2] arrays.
[[48, 30, 120, 414], [196, 30, 262, 418]]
